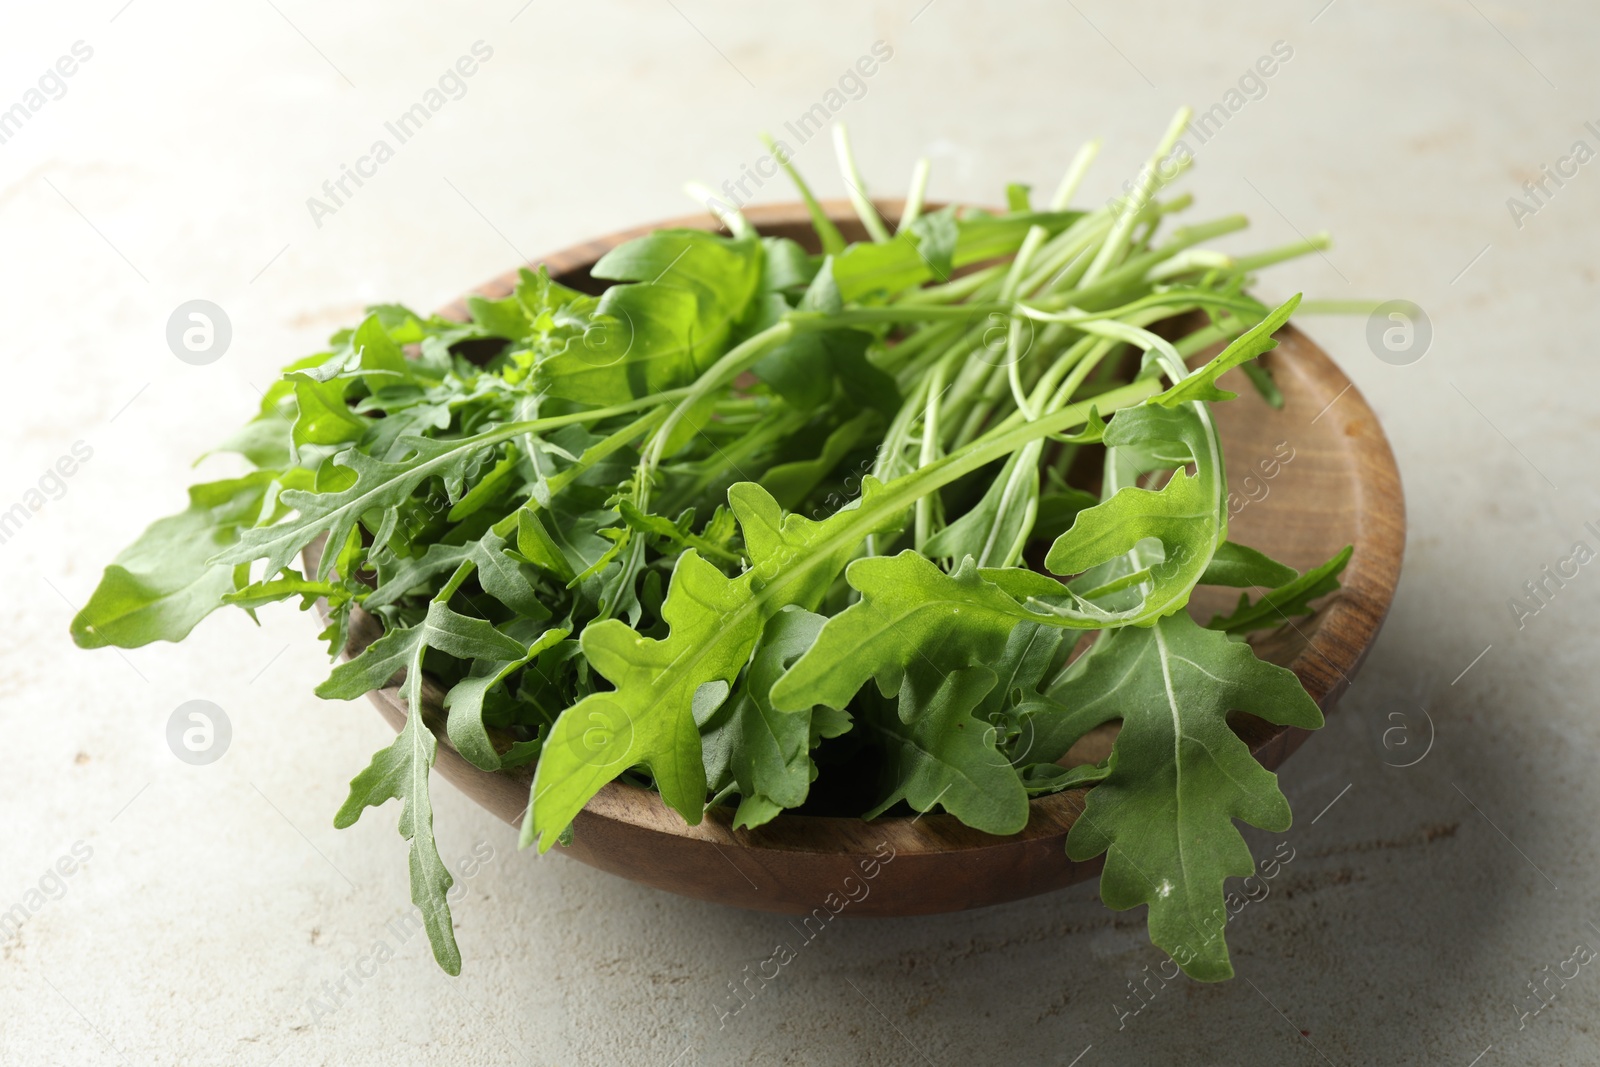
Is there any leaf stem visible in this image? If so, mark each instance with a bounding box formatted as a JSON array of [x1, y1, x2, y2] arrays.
[[1079, 106, 1193, 287], [762, 132, 846, 255], [832, 124, 892, 243], [913, 358, 948, 548], [900, 157, 931, 230], [684, 181, 754, 240]]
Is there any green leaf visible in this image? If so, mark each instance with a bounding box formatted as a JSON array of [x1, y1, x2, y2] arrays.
[[1056, 611, 1323, 981], [334, 706, 461, 975], [830, 210, 1082, 299], [445, 622, 568, 771], [1044, 404, 1223, 625], [316, 599, 530, 701], [446, 444, 520, 521], [700, 607, 835, 828], [759, 236, 817, 292], [772, 554, 1094, 719], [466, 297, 526, 343], [515, 506, 578, 582], [216, 431, 506, 580], [527, 549, 761, 847], [473, 540, 549, 620], [749, 263, 855, 411], [743, 261, 896, 418], [1199, 541, 1298, 589], [923, 441, 1041, 568], [1207, 545, 1352, 635], [288, 374, 367, 449], [366, 541, 472, 611], [591, 229, 763, 374], [352, 312, 410, 389], [970, 621, 1092, 768], [1020, 759, 1112, 795], [534, 283, 701, 405], [1050, 404, 1108, 446], [906, 205, 960, 280], [525, 478, 907, 851], [222, 572, 348, 611], [617, 500, 742, 565], [71, 473, 276, 649], [859, 661, 1028, 834], [760, 410, 877, 510], [1149, 295, 1300, 408], [467, 278, 539, 342], [326, 597, 533, 976]]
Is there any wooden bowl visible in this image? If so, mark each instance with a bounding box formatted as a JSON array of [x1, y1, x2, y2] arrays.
[[332, 202, 1405, 917]]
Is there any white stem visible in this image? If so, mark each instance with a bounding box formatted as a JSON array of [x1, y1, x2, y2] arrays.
[[1080, 107, 1193, 286], [900, 157, 931, 230], [832, 124, 892, 242], [684, 181, 754, 239]]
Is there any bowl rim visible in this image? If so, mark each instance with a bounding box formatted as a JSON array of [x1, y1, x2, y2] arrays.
[[344, 199, 1406, 859]]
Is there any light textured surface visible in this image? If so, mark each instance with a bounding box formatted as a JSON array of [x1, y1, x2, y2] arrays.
[[3, 2, 1598, 1064]]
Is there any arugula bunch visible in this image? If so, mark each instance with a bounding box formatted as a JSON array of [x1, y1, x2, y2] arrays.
[[74, 109, 1350, 981]]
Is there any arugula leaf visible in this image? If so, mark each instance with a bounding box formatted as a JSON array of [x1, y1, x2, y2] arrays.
[[616, 500, 742, 565], [591, 229, 762, 374], [1019, 758, 1112, 795], [288, 374, 368, 449], [71, 473, 277, 649], [217, 436, 489, 579], [1148, 295, 1300, 408], [510, 505, 579, 583], [1199, 540, 1299, 589], [974, 621, 1102, 769], [316, 600, 531, 703], [772, 553, 1095, 718], [352, 311, 411, 388], [758, 235, 817, 292], [760, 410, 877, 510], [222, 571, 349, 612], [858, 661, 1029, 833], [526, 549, 759, 847], [1207, 545, 1353, 635], [830, 210, 1083, 298], [923, 441, 1042, 568], [463, 529, 551, 619], [323, 596, 535, 975], [444, 621, 568, 770], [525, 478, 906, 850], [534, 283, 702, 405], [1043, 404, 1223, 625], [365, 541, 475, 611], [906, 204, 960, 280], [446, 445, 522, 522], [1055, 611, 1323, 981], [701, 607, 840, 829]]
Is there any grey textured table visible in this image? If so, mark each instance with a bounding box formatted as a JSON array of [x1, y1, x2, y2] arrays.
[[3, 2, 1597, 1064]]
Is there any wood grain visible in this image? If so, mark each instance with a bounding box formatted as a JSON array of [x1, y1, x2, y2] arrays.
[[327, 201, 1405, 918]]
